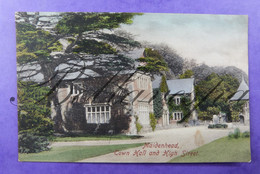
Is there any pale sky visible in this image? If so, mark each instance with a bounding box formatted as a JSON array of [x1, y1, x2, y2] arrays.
[[120, 13, 248, 73]]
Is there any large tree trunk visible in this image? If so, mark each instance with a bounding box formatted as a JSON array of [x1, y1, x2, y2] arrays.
[[41, 62, 67, 133], [52, 91, 66, 133]]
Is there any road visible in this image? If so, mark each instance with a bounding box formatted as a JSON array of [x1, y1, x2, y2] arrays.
[[51, 125, 250, 163]]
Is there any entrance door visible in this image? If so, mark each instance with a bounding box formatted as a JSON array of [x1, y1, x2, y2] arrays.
[[138, 102, 149, 125], [239, 115, 244, 124]]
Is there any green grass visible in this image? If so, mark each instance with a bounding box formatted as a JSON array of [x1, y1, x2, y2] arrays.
[[51, 134, 143, 142], [169, 137, 251, 163], [19, 143, 144, 162]]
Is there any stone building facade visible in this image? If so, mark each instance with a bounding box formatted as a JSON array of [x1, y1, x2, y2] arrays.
[[51, 71, 153, 135]]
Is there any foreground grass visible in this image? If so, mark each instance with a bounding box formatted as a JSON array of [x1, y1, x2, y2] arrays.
[[19, 143, 144, 162], [51, 134, 143, 142], [169, 137, 251, 163]]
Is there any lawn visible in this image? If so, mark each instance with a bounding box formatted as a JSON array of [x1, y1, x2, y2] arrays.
[[19, 143, 144, 162], [169, 137, 251, 163], [51, 134, 143, 142]]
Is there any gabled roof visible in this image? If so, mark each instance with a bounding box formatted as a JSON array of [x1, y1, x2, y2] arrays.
[[230, 78, 249, 101], [167, 78, 194, 95]]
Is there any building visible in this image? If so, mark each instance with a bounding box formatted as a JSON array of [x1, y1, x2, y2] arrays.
[[51, 70, 154, 135], [229, 78, 249, 125], [166, 78, 197, 124]]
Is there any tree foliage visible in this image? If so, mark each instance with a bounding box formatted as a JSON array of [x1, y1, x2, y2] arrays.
[[137, 48, 168, 75], [149, 113, 157, 131], [153, 88, 163, 118], [159, 75, 168, 93], [18, 81, 53, 136], [179, 70, 194, 79], [16, 12, 142, 133], [195, 73, 239, 121], [141, 43, 184, 76]]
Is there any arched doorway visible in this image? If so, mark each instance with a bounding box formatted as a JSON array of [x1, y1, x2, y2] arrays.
[[239, 115, 244, 124]]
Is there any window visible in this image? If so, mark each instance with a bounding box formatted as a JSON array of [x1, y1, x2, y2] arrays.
[[70, 83, 83, 95], [175, 97, 181, 105], [138, 76, 148, 89], [173, 112, 183, 120], [86, 105, 111, 124]]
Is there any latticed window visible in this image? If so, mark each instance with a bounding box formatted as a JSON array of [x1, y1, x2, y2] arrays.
[[138, 76, 148, 89], [173, 112, 183, 120], [86, 105, 111, 124]]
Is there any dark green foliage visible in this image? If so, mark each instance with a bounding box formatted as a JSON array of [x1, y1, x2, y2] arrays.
[[242, 131, 250, 138], [228, 129, 249, 139], [207, 124, 227, 129], [18, 133, 50, 153], [199, 106, 220, 121], [149, 113, 157, 131], [18, 81, 54, 136], [233, 128, 241, 139], [179, 70, 194, 79], [153, 88, 163, 118], [16, 22, 62, 64], [160, 75, 168, 93], [73, 39, 117, 55], [229, 101, 246, 122], [137, 48, 168, 74], [195, 73, 239, 121], [55, 13, 142, 34], [228, 131, 234, 138]]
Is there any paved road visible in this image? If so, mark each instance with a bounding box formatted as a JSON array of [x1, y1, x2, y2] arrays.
[[51, 125, 250, 163]]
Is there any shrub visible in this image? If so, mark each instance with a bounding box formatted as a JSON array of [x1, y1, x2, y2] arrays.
[[242, 131, 250, 138], [208, 124, 227, 129], [135, 116, 142, 133], [233, 128, 241, 139], [228, 131, 234, 139], [149, 113, 157, 131], [18, 133, 50, 153]]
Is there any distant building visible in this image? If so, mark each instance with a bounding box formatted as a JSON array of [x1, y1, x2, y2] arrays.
[[152, 76, 197, 126], [166, 78, 197, 124], [230, 78, 249, 125]]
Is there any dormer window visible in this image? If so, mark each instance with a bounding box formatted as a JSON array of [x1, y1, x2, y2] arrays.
[[175, 96, 181, 105], [70, 82, 83, 95]]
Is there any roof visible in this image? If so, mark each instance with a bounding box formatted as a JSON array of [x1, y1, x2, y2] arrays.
[[230, 78, 249, 101], [167, 78, 194, 95], [152, 75, 161, 89]]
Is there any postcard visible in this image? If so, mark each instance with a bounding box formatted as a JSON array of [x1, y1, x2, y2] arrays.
[[16, 12, 250, 163]]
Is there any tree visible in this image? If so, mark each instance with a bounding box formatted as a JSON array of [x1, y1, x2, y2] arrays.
[[159, 75, 168, 93], [141, 43, 184, 76], [179, 70, 194, 79], [195, 73, 239, 121], [18, 81, 53, 136], [153, 88, 163, 118], [136, 48, 168, 75], [16, 12, 142, 133]]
